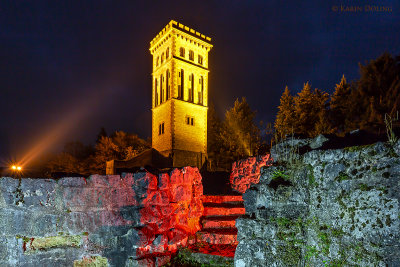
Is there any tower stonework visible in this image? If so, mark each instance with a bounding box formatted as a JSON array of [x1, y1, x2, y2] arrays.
[[150, 20, 212, 168]]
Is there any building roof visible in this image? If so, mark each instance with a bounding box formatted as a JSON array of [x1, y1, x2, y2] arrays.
[[113, 148, 173, 171]]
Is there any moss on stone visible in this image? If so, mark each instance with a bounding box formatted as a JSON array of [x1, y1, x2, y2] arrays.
[[336, 171, 350, 182], [271, 169, 290, 180], [279, 243, 301, 266], [26, 234, 82, 252], [317, 232, 331, 256], [168, 248, 234, 267], [343, 144, 374, 152], [359, 183, 372, 191], [376, 218, 384, 228], [73, 256, 109, 267], [385, 215, 391, 226], [304, 245, 318, 261], [307, 165, 316, 186]]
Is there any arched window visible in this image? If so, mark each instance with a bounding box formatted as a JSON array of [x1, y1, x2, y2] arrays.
[[198, 55, 203, 65], [166, 69, 170, 100], [160, 74, 164, 103], [166, 47, 170, 59], [198, 76, 204, 105], [155, 78, 158, 106], [189, 50, 194, 61], [156, 56, 159, 67], [161, 53, 164, 64], [189, 74, 194, 103], [179, 47, 185, 57], [178, 69, 184, 99]]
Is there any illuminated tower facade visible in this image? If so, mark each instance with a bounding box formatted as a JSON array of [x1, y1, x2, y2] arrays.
[[149, 20, 213, 168]]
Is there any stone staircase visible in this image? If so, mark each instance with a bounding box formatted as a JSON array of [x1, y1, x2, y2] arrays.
[[190, 195, 245, 257]]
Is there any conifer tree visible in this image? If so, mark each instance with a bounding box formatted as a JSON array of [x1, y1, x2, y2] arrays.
[[274, 86, 296, 138], [330, 75, 351, 134], [293, 82, 315, 136], [311, 88, 330, 136], [292, 82, 329, 137], [220, 97, 260, 159], [353, 53, 400, 130]]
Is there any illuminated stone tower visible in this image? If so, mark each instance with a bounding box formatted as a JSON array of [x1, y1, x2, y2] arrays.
[[149, 20, 213, 168]]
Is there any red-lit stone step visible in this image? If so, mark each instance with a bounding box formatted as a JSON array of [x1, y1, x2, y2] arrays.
[[202, 195, 243, 203], [187, 243, 238, 258], [202, 202, 245, 216], [202, 218, 236, 229], [202, 215, 243, 221], [201, 215, 241, 229], [196, 228, 238, 245]]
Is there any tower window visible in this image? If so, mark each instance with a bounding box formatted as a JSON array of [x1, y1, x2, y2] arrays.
[[160, 74, 164, 103], [189, 74, 194, 103], [189, 50, 194, 61], [156, 56, 159, 67], [155, 78, 158, 106], [158, 122, 165, 135], [198, 55, 203, 65], [161, 53, 164, 64], [178, 69, 184, 99], [180, 47, 185, 57], [166, 69, 170, 100], [186, 116, 195, 126], [166, 47, 170, 58], [198, 76, 204, 105]]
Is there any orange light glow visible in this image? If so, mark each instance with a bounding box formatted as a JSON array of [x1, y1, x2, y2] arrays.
[[18, 87, 116, 167], [17, 166, 22, 171], [11, 165, 17, 170]]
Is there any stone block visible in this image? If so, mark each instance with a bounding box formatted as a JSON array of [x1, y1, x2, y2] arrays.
[[169, 168, 184, 185], [134, 172, 157, 191], [142, 190, 169, 206], [158, 173, 170, 190], [58, 177, 87, 187], [87, 175, 110, 187], [170, 184, 191, 202], [125, 257, 155, 267]]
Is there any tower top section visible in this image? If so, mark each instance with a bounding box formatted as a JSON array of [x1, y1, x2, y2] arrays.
[[149, 20, 213, 54]]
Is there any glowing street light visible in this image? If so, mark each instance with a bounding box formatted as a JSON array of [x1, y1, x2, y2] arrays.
[[11, 165, 22, 172]]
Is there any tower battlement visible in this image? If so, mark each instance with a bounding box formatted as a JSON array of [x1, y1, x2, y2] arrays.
[[150, 20, 212, 53]]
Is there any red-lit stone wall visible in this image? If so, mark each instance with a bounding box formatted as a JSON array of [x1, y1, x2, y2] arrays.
[[230, 154, 273, 193], [0, 166, 203, 266]]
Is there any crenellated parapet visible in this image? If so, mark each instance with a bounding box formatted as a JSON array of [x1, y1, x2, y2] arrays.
[[150, 20, 212, 54]]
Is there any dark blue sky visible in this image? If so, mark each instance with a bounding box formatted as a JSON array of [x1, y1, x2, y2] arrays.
[[1, 0, 399, 162]]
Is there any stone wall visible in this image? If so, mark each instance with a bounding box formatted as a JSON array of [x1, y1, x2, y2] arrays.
[[230, 154, 273, 193], [235, 136, 400, 266], [0, 167, 203, 267]]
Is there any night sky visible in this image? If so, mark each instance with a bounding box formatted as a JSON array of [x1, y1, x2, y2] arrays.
[[1, 1, 399, 163]]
